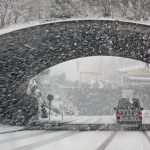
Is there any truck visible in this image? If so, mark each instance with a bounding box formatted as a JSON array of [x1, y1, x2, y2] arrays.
[[114, 98, 143, 128]]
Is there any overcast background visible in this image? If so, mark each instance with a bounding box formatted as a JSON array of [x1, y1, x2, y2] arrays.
[[49, 56, 145, 81]]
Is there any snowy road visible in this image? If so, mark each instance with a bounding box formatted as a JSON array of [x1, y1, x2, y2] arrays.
[[69, 116, 116, 124], [1, 114, 150, 150], [105, 131, 150, 150], [1, 129, 150, 150], [40, 112, 150, 124]]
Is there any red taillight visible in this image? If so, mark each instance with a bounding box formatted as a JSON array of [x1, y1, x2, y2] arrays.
[[116, 112, 120, 119], [138, 112, 142, 120]]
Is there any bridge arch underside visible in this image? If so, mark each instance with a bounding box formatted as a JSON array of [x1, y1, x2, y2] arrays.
[[0, 20, 150, 124]]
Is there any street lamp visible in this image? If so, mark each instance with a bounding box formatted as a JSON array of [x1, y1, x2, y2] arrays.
[[47, 94, 54, 121]]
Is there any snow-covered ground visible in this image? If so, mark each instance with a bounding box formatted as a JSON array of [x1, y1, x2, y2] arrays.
[[39, 115, 116, 124], [68, 115, 116, 124], [1, 114, 150, 150], [1, 18, 150, 36], [0, 128, 150, 150], [40, 112, 150, 124], [31, 131, 113, 150], [105, 131, 150, 150], [0, 124, 24, 133]]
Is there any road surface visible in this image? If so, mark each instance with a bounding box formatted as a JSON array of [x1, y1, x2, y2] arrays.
[[1, 129, 150, 150], [1, 115, 150, 150]]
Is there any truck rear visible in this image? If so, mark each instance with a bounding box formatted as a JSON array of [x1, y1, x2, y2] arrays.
[[114, 98, 143, 128]]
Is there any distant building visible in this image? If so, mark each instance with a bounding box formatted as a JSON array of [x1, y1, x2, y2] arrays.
[[80, 72, 103, 83], [79, 71, 119, 88], [118, 65, 150, 87]]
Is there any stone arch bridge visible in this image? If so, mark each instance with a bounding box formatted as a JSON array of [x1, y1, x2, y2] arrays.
[[0, 20, 150, 124]]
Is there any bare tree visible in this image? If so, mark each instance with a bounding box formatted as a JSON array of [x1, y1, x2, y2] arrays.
[[0, 0, 22, 27], [101, 0, 112, 17], [119, 0, 129, 18], [0, 0, 10, 27], [0, 0, 150, 28]]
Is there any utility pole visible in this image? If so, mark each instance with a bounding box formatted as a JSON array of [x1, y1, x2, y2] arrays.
[[62, 107, 64, 121], [76, 60, 81, 83], [145, 49, 150, 70]]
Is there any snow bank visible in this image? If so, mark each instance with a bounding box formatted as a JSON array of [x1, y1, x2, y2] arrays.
[[1, 17, 150, 36], [0, 124, 24, 133]]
